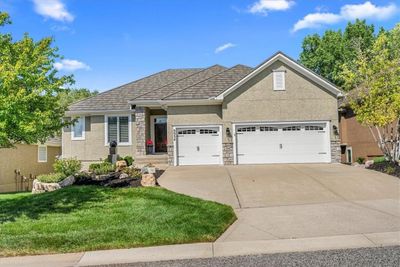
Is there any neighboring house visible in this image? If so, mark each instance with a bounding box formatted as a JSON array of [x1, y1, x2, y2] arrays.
[[63, 52, 342, 166], [0, 138, 61, 193], [339, 107, 383, 163]]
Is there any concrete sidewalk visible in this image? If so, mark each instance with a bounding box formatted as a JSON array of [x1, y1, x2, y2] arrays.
[[1, 231, 398, 267]]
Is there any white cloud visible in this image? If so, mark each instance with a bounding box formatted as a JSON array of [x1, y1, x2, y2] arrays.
[[54, 59, 90, 71], [340, 1, 397, 20], [249, 0, 295, 14], [292, 13, 342, 32], [215, 43, 236, 54], [33, 0, 74, 22], [292, 1, 398, 32]]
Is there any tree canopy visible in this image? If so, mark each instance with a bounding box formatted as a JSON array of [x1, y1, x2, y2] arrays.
[[0, 12, 73, 148], [58, 88, 98, 109]]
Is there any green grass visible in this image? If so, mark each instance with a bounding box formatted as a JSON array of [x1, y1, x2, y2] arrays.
[[0, 186, 236, 256]]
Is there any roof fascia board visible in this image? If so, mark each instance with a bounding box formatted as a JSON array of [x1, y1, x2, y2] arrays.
[[128, 99, 222, 107], [65, 110, 134, 116], [215, 53, 342, 100]]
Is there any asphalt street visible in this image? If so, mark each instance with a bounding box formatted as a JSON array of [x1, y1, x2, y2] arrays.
[[90, 246, 400, 267]]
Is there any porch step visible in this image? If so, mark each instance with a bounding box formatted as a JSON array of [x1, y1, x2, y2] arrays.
[[135, 154, 169, 168]]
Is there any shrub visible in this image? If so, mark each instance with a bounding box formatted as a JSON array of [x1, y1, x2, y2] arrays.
[[53, 158, 82, 177], [373, 156, 386, 164], [37, 173, 66, 183], [356, 157, 365, 164], [89, 162, 115, 175], [122, 167, 141, 178], [123, 156, 134, 166], [385, 166, 396, 175]]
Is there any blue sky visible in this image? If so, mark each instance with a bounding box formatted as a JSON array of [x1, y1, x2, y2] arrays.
[[1, 0, 398, 92]]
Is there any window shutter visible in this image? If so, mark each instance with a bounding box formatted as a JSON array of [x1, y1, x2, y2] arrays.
[[273, 71, 285, 91], [119, 116, 129, 143], [38, 146, 47, 162], [108, 117, 118, 143]]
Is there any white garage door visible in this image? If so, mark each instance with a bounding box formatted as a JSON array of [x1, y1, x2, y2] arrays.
[[176, 126, 222, 166], [235, 122, 330, 164]]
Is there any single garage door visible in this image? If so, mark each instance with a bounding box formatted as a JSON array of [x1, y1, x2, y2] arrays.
[[235, 122, 330, 164], [176, 126, 222, 166]]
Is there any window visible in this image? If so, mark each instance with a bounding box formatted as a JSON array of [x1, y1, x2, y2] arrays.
[[273, 70, 285, 91], [178, 129, 196, 135], [237, 127, 256, 132], [38, 145, 47, 163], [106, 115, 131, 145], [200, 129, 217, 134], [71, 116, 85, 140], [305, 125, 324, 131], [282, 126, 301, 131], [260, 126, 278, 132], [346, 147, 353, 163]]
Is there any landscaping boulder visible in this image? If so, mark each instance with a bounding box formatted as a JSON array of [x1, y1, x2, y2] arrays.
[[365, 160, 374, 168], [116, 160, 127, 172], [141, 173, 156, 187], [58, 175, 75, 187], [32, 179, 61, 194], [119, 173, 129, 179]]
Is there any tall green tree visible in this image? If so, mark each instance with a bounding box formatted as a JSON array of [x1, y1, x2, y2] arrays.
[[299, 20, 377, 90], [341, 24, 400, 162], [59, 88, 98, 109], [0, 12, 74, 148]]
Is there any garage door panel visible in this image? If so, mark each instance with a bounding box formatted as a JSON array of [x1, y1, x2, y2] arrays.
[[176, 127, 221, 166], [236, 123, 330, 164]]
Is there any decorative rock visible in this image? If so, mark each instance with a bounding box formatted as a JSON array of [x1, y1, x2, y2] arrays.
[[141, 173, 156, 187], [365, 160, 374, 168], [116, 160, 127, 172], [32, 179, 61, 194], [119, 173, 129, 179], [58, 175, 75, 187]]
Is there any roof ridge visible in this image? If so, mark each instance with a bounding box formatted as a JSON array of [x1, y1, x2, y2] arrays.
[[68, 68, 175, 108], [162, 64, 243, 100], [131, 65, 224, 101]]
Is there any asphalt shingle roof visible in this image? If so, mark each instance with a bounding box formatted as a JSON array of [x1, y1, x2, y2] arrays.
[[68, 64, 253, 112]]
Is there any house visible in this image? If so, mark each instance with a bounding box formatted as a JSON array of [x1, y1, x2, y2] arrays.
[[339, 107, 384, 163], [0, 138, 61, 193], [63, 52, 342, 166]]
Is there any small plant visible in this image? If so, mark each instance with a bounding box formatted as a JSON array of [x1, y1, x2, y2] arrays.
[[122, 167, 141, 178], [89, 162, 115, 175], [356, 157, 365, 164], [37, 173, 66, 183], [53, 158, 82, 177], [123, 156, 134, 166], [373, 156, 386, 164], [385, 165, 396, 175]]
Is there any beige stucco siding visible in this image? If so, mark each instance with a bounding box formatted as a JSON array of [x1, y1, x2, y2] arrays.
[[0, 144, 60, 193], [62, 115, 136, 162], [223, 61, 339, 137], [167, 105, 223, 143]]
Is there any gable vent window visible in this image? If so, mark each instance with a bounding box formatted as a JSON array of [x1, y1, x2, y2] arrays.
[[38, 145, 47, 163], [273, 70, 286, 91], [106, 115, 131, 145]]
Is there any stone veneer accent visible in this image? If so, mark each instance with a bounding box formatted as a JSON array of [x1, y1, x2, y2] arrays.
[[223, 142, 234, 165], [167, 144, 174, 166], [135, 107, 147, 156], [331, 140, 341, 163]]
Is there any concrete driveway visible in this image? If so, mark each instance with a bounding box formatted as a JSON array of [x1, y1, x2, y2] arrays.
[[158, 164, 400, 243]]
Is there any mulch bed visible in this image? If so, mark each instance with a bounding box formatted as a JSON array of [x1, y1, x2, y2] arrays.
[[366, 161, 400, 178]]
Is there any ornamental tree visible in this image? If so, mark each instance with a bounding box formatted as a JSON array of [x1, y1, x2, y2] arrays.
[[0, 12, 74, 148], [341, 24, 400, 162]]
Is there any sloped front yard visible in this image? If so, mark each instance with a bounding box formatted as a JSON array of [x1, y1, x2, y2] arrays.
[[0, 186, 236, 256]]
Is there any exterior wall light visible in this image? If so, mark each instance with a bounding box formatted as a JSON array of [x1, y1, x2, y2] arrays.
[[226, 127, 231, 137]]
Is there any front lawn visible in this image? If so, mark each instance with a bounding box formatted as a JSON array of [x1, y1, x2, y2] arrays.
[[0, 186, 236, 256]]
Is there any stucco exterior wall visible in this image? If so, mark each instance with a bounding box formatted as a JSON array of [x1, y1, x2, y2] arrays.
[[223, 61, 339, 138], [62, 115, 136, 163], [0, 144, 60, 193]]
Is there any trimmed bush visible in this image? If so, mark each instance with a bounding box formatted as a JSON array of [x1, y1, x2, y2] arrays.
[[124, 156, 134, 166], [53, 158, 82, 177], [373, 156, 386, 163], [89, 162, 115, 175], [37, 173, 66, 183], [356, 157, 365, 164]]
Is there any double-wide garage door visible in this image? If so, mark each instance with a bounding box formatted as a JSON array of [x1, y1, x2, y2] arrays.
[[174, 122, 330, 165], [235, 123, 330, 164], [176, 126, 222, 166]]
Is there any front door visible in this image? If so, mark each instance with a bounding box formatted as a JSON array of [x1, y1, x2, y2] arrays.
[[154, 117, 167, 153]]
